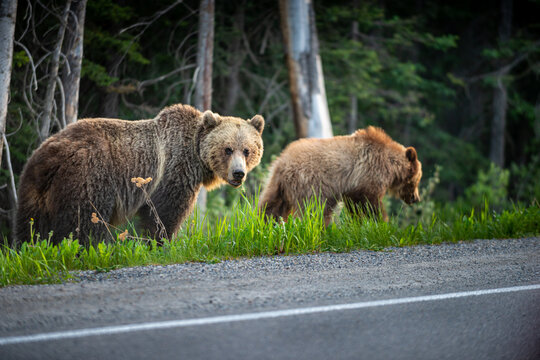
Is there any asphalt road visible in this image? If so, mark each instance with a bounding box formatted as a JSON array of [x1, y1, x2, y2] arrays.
[[1, 237, 539, 359]]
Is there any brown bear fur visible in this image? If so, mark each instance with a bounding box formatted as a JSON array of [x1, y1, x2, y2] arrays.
[[259, 126, 421, 225], [15, 104, 264, 246]]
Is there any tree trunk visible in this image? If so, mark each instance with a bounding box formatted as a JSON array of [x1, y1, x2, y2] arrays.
[[194, 0, 215, 212], [3, 133, 18, 238], [194, 0, 214, 112], [490, 76, 507, 167], [349, 94, 358, 133], [222, 5, 245, 115], [62, 0, 87, 125], [39, 0, 72, 142], [489, 0, 512, 167], [100, 56, 121, 118], [0, 0, 17, 169], [102, 90, 119, 118], [348, 0, 359, 133], [279, 0, 333, 139]]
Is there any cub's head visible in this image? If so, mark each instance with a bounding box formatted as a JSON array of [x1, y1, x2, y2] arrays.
[[199, 110, 264, 189], [394, 147, 422, 205]]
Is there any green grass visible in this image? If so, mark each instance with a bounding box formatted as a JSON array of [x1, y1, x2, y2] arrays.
[[1, 197, 539, 287]]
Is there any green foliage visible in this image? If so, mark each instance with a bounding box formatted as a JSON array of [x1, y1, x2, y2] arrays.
[[482, 47, 514, 60], [510, 156, 540, 203], [413, 125, 489, 200], [420, 34, 459, 51], [81, 60, 119, 87], [509, 91, 537, 124], [319, 2, 458, 136], [0, 109, 36, 236], [385, 165, 441, 225], [12, 51, 29, 68], [446, 72, 466, 88], [86, 0, 134, 23], [463, 163, 510, 210], [84, 29, 150, 67], [0, 239, 77, 285], [2, 198, 538, 287]]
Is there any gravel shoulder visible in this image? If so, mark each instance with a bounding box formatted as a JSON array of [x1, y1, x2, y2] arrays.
[[1, 237, 539, 337]]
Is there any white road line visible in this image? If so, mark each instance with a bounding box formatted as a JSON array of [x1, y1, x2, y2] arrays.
[[1, 283, 539, 346]]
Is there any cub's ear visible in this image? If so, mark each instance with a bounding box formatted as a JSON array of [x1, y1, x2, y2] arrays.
[[406, 147, 417, 162], [202, 110, 220, 129], [249, 115, 265, 135]]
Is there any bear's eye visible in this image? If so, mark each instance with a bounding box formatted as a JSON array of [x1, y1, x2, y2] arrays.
[[243, 149, 249, 157], [225, 148, 233, 156]]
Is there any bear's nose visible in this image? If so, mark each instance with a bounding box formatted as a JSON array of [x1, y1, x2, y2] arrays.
[[232, 170, 245, 180]]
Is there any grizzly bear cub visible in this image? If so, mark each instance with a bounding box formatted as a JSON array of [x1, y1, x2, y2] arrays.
[[259, 126, 421, 225], [15, 104, 264, 246]]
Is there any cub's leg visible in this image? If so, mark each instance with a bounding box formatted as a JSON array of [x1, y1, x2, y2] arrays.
[[343, 189, 387, 221]]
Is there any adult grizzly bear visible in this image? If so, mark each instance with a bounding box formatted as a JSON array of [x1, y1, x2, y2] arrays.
[[259, 126, 421, 225], [15, 104, 264, 245]]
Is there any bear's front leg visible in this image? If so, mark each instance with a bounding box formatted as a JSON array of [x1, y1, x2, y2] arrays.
[[343, 189, 388, 221], [260, 193, 293, 222], [320, 197, 339, 226]]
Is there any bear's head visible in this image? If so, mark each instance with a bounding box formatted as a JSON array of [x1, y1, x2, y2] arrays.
[[199, 110, 264, 189], [393, 147, 422, 205]]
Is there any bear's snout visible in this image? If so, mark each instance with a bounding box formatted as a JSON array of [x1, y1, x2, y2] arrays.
[[227, 152, 247, 187], [232, 170, 245, 181], [409, 193, 420, 204]]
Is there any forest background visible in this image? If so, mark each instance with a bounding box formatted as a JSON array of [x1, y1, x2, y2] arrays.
[[0, 0, 539, 240]]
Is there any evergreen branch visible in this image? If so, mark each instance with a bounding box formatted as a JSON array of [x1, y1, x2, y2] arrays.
[[466, 40, 540, 83]]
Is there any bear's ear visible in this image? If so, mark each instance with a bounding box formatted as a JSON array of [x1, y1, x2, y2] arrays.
[[406, 147, 417, 162], [202, 110, 220, 129], [249, 115, 265, 135]]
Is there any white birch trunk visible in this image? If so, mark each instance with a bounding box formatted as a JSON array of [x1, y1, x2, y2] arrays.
[[490, 76, 507, 167], [348, 5, 359, 134], [0, 0, 17, 169], [490, 0, 512, 167], [194, 0, 215, 212], [279, 0, 333, 139], [62, 0, 87, 125], [194, 0, 214, 112], [38, 0, 71, 142]]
